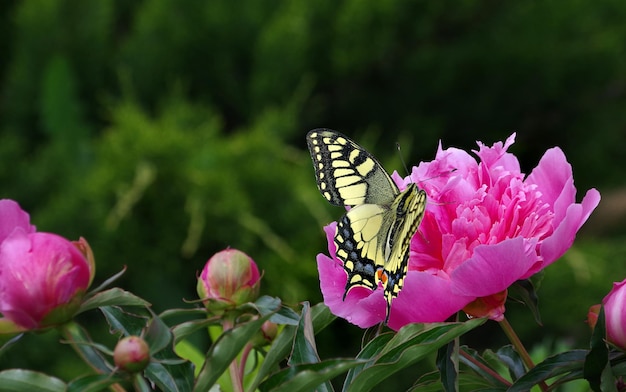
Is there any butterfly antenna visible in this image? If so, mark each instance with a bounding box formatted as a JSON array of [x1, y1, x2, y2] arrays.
[[395, 142, 412, 179]]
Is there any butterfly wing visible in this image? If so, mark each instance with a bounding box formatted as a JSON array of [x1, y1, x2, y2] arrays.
[[381, 184, 427, 322], [306, 129, 399, 207], [334, 204, 394, 296]]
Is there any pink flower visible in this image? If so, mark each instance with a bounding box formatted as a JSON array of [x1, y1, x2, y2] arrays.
[[0, 200, 94, 332], [589, 279, 626, 350], [317, 134, 600, 330], [197, 248, 261, 314]]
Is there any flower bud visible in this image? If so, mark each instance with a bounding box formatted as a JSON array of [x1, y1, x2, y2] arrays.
[[587, 304, 601, 331], [593, 280, 626, 350], [0, 230, 94, 331], [114, 336, 151, 373], [251, 320, 278, 347], [197, 249, 260, 314]]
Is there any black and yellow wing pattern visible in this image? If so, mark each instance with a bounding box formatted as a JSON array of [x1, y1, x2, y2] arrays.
[[306, 129, 427, 323]]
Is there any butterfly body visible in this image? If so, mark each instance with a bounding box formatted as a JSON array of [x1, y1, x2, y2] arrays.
[[306, 129, 427, 323]]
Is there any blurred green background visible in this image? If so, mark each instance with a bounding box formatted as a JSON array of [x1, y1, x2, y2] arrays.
[[1, 0, 625, 388]]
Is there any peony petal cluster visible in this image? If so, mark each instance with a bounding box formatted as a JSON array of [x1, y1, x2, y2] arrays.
[[0, 200, 95, 332], [317, 134, 600, 330], [588, 279, 626, 350]]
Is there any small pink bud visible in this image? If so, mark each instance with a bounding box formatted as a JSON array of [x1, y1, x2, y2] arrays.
[[587, 304, 601, 331], [251, 320, 278, 347], [114, 336, 151, 372], [197, 249, 260, 313]]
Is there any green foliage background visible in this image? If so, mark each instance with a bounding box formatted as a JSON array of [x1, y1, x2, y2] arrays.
[[1, 0, 625, 387]]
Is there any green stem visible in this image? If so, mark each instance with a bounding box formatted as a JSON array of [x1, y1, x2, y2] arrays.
[[499, 317, 548, 392]]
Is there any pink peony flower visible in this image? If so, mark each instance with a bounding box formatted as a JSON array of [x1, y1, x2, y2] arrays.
[[589, 279, 626, 350], [0, 200, 94, 332], [317, 134, 600, 330], [197, 248, 261, 314]]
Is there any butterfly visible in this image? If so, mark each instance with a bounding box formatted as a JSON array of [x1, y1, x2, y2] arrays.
[[306, 128, 427, 323]]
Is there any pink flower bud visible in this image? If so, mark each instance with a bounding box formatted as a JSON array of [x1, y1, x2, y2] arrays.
[[587, 304, 601, 331], [595, 280, 626, 350], [0, 200, 94, 331], [251, 320, 278, 347], [114, 336, 150, 372], [197, 249, 260, 313]]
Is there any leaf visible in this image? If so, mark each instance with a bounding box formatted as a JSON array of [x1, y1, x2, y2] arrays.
[[494, 345, 525, 381], [289, 302, 320, 366], [0, 369, 66, 392], [172, 318, 222, 345], [67, 374, 125, 392], [584, 306, 615, 392], [459, 347, 510, 388], [259, 359, 366, 392], [61, 322, 112, 373], [144, 311, 173, 355], [248, 303, 336, 392], [508, 278, 542, 325], [193, 305, 279, 392], [100, 306, 149, 336], [86, 267, 127, 295], [436, 339, 458, 392], [0, 334, 23, 358], [79, 288, 151, 314], [145, 360, 195, 392], [507, 350, 588, 392], [344, 318, 485, 392], [342, 333, 395, 391]]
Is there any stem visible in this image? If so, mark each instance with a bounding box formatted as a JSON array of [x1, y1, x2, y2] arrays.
[[239, 343, 254, 382], [499, 317, 549, 392], [223, 318, 244, 392], [459, 348, 511, 387]]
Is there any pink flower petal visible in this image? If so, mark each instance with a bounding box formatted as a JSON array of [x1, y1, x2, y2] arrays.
[[317, 252, 385, 328], [526, 147, 574, 223], [0, 200, 35, 243], [536, 188, 601, 269], [387, 271, 473, 330], [451, 237, 537, 297]]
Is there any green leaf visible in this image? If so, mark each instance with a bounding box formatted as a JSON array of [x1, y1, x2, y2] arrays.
[[495, 345, 524, 381], [584, 306, 612, 392], [248, 303, 336, 392], [0, 334, 23, 358], [144, 311, 173, 355], [344, 318, 485, 392], [175, 339, 206, 375], [100, 306, 149, 336], [508, 278, 542, 325], [508, 350, 588, 392], [86, 267, 126, 295], [172, 318, 222, 345], [436, 339, 458, 392], [193, 305, 279, 392], [459, 347, 511, 388], [412, 371, 505, 392], [67, 374, 125, 392], [79, 288, 151, 314], [61, 322, 111, 373], [0, 369, 66, 392], [342, 333, 395, 391], [289, 302, 320, 366], [259, 359, 366, 392], [145, 360, 195, 392]]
